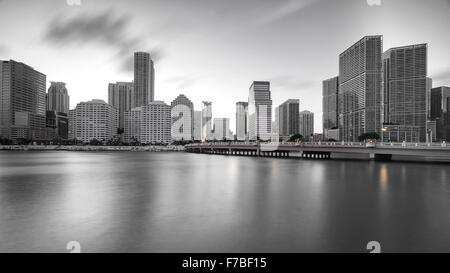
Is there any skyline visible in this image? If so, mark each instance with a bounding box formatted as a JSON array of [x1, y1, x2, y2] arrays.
[[1, 0, 450, 133]]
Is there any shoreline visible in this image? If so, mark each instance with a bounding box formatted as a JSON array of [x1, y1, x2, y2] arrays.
[[0, 145, 185, 152]]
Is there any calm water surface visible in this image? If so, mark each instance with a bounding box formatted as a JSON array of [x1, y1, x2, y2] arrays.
[[1, 151, 450, 252]]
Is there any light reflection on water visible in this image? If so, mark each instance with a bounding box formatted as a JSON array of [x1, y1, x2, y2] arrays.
[[0, 151, 450, 252]]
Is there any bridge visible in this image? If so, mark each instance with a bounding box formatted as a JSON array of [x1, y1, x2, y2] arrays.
[[185, 141, 450, 161]]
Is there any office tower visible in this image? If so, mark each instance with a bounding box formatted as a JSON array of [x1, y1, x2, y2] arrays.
[[248, 81, 272, 140], [108, 82, 134, 130], [140, 101, 171, 144], [71, 99, 118, 143], [383, 44, 429, 142], [277, 99, 300, 137], [213, 118, 230, 140], [430, 86, 450, 141], [0, 60, 46, 140], [171, 94, 194, 141], [193, 111, 202, 141], [123, 107, 142, 144], [323, 76, 339, 140], [236, 101, 248, 141], [202, 101, 213, 141], [133, 52, 155, 107], [338, 36, 383, 142], [46, 111, 69, 140], [68, 109, 75, 140], [299, 110, 314, 139], [47, 82, 70, 114]]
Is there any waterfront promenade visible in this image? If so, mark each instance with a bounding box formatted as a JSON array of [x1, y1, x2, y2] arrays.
[[185, 141, 450, 161]]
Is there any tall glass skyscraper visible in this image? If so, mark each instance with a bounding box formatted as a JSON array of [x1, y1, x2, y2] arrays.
[[322, 76, 339, 140], [0, 59, 46, 140], [276, 99, 299, 137], [108, 81, 134, 130], [338, 36, 383, 142], [133, 52, 154, 107], [248, 81, 272, 140], [299, 110, 314, 139], [383, 44, 429, 142], [430, 86, 450, 141], [235, 101, 248, 141], [47, 82, 70, 114]]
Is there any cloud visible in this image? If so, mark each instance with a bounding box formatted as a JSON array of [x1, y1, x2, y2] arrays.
[[119, 46, 165, 73], [0, 44, 8, 55], [162, 75, 199, 90], [432, 69, 450, 83], [44, 10, 162, 73], [269, 75, 316, 91]]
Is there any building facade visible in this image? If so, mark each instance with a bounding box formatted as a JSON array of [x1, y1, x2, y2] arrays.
[[108, 81, 134, 130], [140, 101, 171, 144], [338, 36, 383, 142], [46, 110, 69, 140], [236, 101, 248, 141], [277, 99, 299, 137], [123, 107, 142, 144], [47, 82, 70, 114], [299, 110, 314, 139], [213, 118, 230, 140], [430, 86, 450, 141], [248, 81, 272, 140], [201, 101, 213, 141], [383, 44, 429, 142], [0, 60, 46, 140], [323, 76, 339, 140], [71, 99, 118, 143], [193, 111, 202, 141], [133, 52, 155, 107], [171, 94, 194, 141]]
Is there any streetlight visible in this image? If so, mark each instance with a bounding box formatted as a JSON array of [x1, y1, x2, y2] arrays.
[[381, 127, 387, 145]]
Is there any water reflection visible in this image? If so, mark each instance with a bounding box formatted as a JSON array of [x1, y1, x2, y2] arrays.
[[1, 152, 450, 252]]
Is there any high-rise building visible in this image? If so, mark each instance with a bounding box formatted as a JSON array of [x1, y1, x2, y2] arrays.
[[248, 81, 272, 140], [299, 110, 314, 139], [383, 44, 429, 142], [47, 82, 70, 114], [133, 52, 155, 107], [277, 99, 299, 137], [338, 36, 383, 142], [46, 110, 69, 140], [171, 94, 194, 141], [71, 99, 118, 143], [213, 118, 230, 140], [193, 111, 202, 141], [68, 109, 75, 140], [430, 86, 450, 141], [123, 107, 142, 144], [140, 101, 171, 144], [0, 60, 46, 140], [236, 101, 248, 141], [323, 76, 339, 140], [108, 82, 133, 130], [201, 101, 213, 141]]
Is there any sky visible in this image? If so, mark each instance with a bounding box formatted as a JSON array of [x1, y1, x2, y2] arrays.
[[0, 0, 449, 133]]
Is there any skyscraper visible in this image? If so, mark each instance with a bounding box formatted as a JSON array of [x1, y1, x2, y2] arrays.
[[123, 106, 142, 144], [299, 110, 314, 139], [277, 99, 299, 137], [133, 52, 155, 107], [171, 94, 194, 141], [0, 60, 46, 140], [108, 82, 134, 130], [383, 44, 429, 142], [213, 118, 230, 140], [202, 101, 213, 141], [140, 101, 171, 144], [323, 76, 339, 140], [248, 81, 272, 140], [236, 101, 248, 141], [47, 82, 70, 114], [71, 99, 118, 143], [338, 36, 383, 142], [193, 111, 202, 141], [430, 86, 450, 141]]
